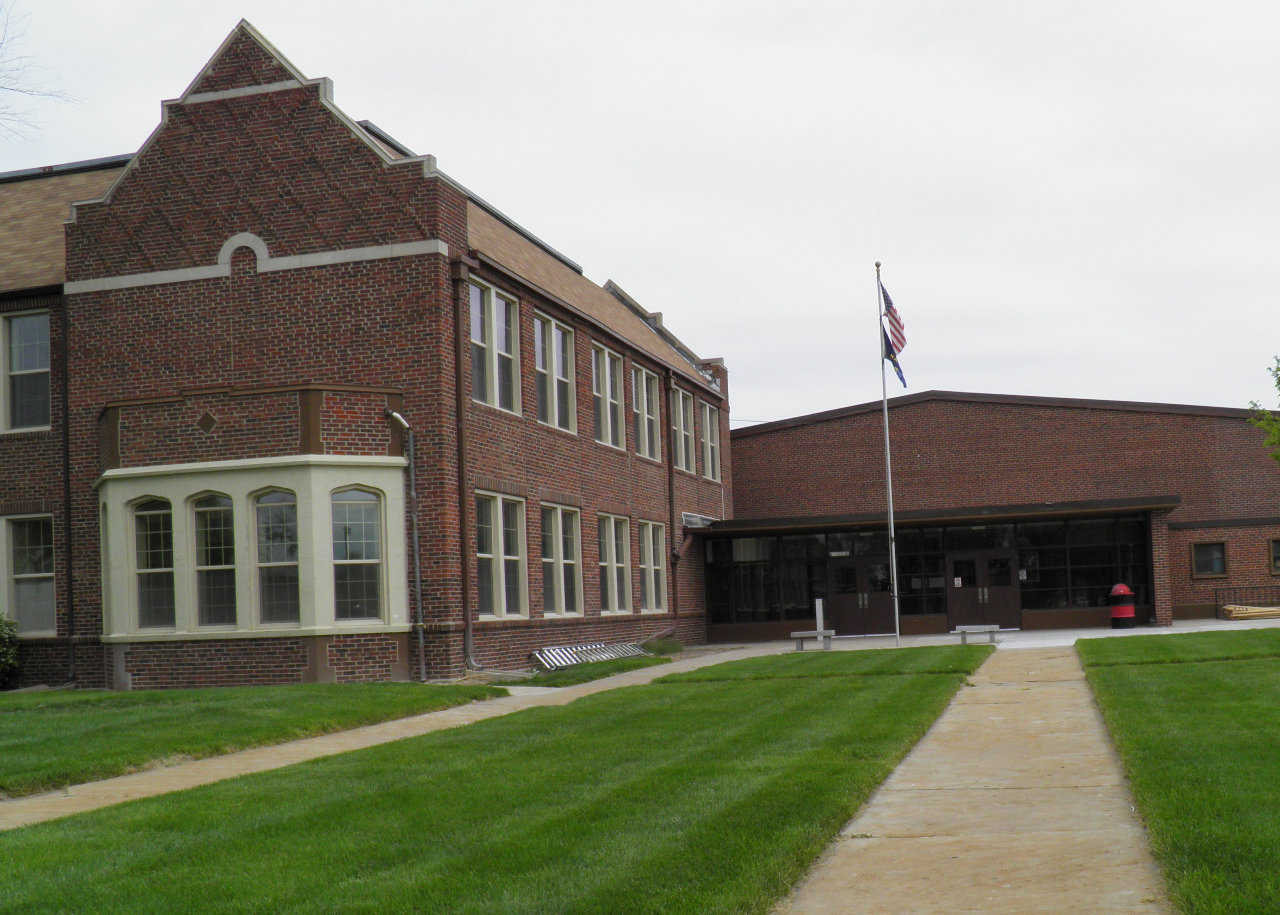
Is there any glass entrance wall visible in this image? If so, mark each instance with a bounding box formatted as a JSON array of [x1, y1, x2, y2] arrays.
[[705, 513, 1151, 626]]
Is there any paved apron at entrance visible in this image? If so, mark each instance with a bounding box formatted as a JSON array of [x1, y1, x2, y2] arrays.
[[777, 647, 1169, 913], [0, 644, 783, 832]]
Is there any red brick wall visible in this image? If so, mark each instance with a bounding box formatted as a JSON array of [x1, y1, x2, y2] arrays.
[[116, 390, 300, 466], [732, 397, 1280, 525], [1168, 523, 1280, 613], [114, 638, 309, 690]]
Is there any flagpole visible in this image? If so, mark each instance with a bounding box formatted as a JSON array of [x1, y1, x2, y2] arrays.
[[876, 262, 902, 648]]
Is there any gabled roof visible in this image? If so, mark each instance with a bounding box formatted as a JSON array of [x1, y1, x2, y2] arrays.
[[732, 390, 1255, 439], [0, 158, 128, 293]]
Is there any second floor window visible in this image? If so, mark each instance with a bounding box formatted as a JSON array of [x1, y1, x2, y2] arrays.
[[4, 312, 50, 430], [671, 387, 695, 473], [534, 315, 575, 431], [700, 402, 721, 482], [632, 366, 661, 460], [470, 280, 519, 413], [592, 345, 624, 448]]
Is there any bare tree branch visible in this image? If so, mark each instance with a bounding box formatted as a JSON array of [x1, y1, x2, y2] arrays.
[[0, 0, 72, 139]]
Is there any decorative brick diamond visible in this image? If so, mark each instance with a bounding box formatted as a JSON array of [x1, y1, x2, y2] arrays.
[[196, 412, 217, 433]]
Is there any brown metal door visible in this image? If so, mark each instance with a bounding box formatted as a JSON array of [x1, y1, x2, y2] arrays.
[[861, 558, 896, 634], [948, 552, 1020, 629], [984, 554, 1021, 629], [826, 551, 863, 635], [947, 556, 983, 627]]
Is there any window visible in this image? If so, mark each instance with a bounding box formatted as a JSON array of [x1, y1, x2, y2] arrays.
[[534, 314, 575, 431], [598, 514, 630, 612], [332, 489, 382, 619], [700, 401, 721, 481], [671, 387, 695, 472], [9, 517, 54, 634], [592, 345, 624, 448], [4, 312, 50, 430], [469, 280, 519, 412], [256, 490, 299, 623], [1272, 539, 1280, 576], [1192, 542, 1226, 577], [638, 521, 666, 611], [194, 494, 236, 626], [632, 366, 661, 460], [134, 499, 175, 627], [477, 493, 525, 617], [540, 505, 581, 615]]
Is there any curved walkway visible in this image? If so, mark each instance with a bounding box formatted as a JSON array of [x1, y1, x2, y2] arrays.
[[776, 646, 1169, 913]]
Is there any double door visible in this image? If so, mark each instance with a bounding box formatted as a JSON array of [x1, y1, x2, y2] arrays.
[[947, 551, 1020, 629], [826, 554, 896, 635]]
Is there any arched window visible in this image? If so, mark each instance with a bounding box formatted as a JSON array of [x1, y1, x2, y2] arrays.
[[331, 489, 381, 620], [134, 498, 174, 627], [255, 490, 299, 624], [194, 494, 236, 626]]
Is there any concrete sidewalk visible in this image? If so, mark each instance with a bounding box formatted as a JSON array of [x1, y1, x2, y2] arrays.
[[776, 646, 1168, 913], [0, 643, 782, 832]]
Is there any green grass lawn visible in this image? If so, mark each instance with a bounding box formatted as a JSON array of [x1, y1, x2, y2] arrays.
[[0, 682, 504, 799], [523, 655, 671, 687], [1080, 630, 1280, 913], [0, 645, 991, 913]]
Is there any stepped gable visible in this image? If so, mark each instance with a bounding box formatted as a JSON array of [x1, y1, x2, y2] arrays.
[[184, 21, 302, 95]]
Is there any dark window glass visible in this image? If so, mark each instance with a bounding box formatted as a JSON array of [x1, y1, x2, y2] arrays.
[[1192, 543, 1226, 576], [1069, 519, 1114, 546], [988, 556, 1012, 587], [1016, 521, 1067, 547], [951, 559, 976, 588]]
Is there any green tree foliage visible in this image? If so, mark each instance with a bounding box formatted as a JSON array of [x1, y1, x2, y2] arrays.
[[1249, 357, 1280, 465]]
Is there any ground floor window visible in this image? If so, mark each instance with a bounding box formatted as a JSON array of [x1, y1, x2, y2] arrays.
[[638, 521, 666, 612], [541, 504, 581, 615], [97, 456, 408, 640], [5, 516, 55, 635], [1192, 542, 1227, 578], [597, 514, 630, 612], [1271, 539, 1280, 576], [477, 493, 525, 618], [705, 514, 1152, 625]]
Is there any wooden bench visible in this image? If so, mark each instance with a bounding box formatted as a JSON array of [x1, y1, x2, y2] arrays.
[[790, 629, 834, 651], [954, 624, 999, 645]]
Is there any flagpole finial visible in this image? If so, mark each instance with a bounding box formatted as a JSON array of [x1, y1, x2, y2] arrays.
[[875, 261, 881, 268]]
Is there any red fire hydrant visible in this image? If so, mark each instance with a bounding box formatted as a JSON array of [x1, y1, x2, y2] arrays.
[[1109, 583, 1136, 629]]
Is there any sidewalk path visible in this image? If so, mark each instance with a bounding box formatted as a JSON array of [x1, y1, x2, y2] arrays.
[[1, 644, 782, 832], [777, 647, 1169, 913]]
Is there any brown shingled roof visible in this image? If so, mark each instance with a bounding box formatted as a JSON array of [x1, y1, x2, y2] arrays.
[[0, 166, 125, 293], [466, 201, 706, 385]]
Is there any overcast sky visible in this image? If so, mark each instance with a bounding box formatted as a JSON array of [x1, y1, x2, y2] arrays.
[[3, 1, 1277, 425]]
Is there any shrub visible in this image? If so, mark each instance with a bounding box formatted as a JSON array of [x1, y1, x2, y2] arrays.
[[0, 617, 18, 690]]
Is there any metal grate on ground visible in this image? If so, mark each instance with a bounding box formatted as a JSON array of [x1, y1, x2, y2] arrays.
[[531, 642, 648, 671]]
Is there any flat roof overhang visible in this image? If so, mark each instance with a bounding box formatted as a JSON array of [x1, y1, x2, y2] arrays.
[[707, 495, 1182, 536]]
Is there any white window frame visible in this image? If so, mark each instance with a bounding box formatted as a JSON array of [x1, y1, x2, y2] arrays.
[[2, 309, 52, 433], [469, 278, 521, 414], [598, 513, 631, 614], [476, 491, 527, 618], [638, 520, 667, 613], [671, 387, 695, 473], [2, 514, 56, 637], [192, 492, 237, 628], [592, 343, 625, 449], [533, 312, 576, 432], [331, 487, 385, 622], [700, 400, 721, 482], [632, 366, 661, 461], [133, 497, 176, 629], [540, 503, 582, 616], [254, 489, 300, 625], [96, 457, 410, 640]]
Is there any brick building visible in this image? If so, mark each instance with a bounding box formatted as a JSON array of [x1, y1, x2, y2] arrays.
[[713, 391, 1280, 640], [1, 22, 729, 688]]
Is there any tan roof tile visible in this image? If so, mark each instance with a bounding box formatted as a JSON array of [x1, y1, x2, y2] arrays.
[[466, 201, 704, 384], [0, 167, 125, 292]]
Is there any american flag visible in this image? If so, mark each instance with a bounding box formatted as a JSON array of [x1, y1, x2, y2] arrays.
[[880, 281, 907, 387]]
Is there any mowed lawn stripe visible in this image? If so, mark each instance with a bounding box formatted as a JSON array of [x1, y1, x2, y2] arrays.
[[0, 682, 505, 798], [1081, 631, 1280, 913], [1, 650, 979, 914], [657, 643, 991, 682]]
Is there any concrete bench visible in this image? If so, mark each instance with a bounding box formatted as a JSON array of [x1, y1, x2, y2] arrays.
[[954, 624, 999, 645], [790, 629, 835, 651]]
